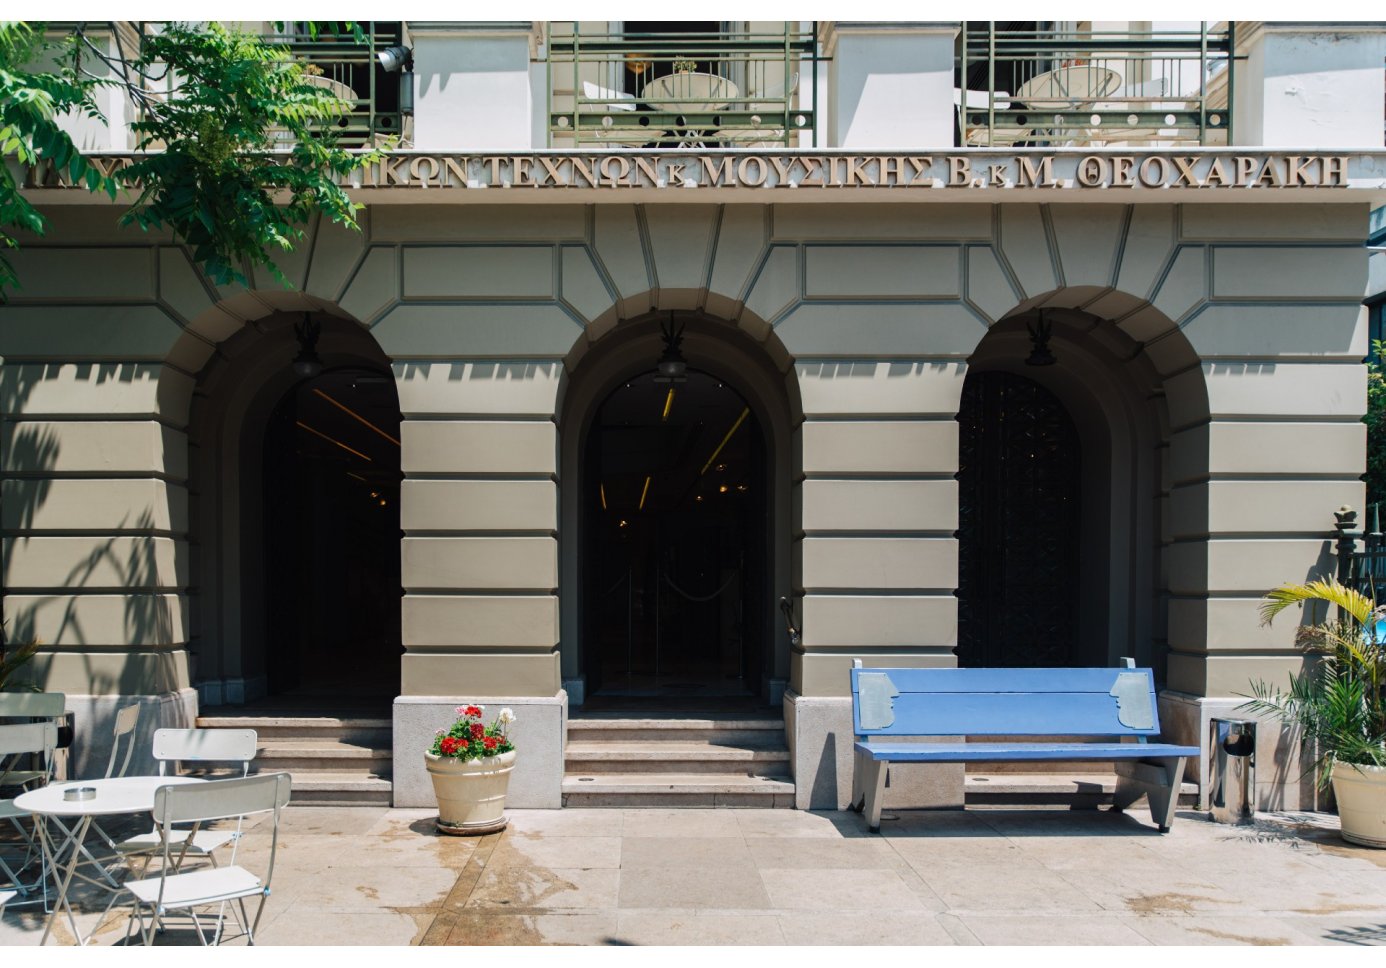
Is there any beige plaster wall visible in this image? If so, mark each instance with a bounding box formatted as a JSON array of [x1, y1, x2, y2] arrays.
[[0, 201, 1368, 746]]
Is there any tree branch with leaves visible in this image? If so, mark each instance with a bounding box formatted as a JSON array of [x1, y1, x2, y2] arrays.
[[0, 20, 380, 297]]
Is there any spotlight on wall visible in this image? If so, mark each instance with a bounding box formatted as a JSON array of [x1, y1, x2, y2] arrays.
[[293, 314, 324, 378], [1025, 311, 1057, 367], [377, 45, 413, 72], [377, 45, 415, 116], [654, 312, 688, 384]]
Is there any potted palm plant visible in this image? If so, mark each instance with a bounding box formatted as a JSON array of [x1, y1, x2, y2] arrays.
[[1245, 578, 1386, 847]]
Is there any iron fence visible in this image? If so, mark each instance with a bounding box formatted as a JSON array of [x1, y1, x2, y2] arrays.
[[261, 22, 408, 148], [957, 22, 1234, 148], [1336, 505, 1386, 603], [545, 23, 817, 148]]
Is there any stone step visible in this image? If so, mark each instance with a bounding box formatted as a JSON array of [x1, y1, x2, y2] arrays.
[[283, 772, 394, 806], [196, 714, 394, 804], [253, 739, 393, 774], [561, 771, 795, 808], [567, 717, 787, 745], [565, 742, 790, 775], [197, 715, 391, 745]]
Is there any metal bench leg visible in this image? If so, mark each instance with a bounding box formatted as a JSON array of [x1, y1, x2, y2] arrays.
[[850, 748, 866, 813], [1145, 757, 1186, 833], [862, 759, 888, 834]]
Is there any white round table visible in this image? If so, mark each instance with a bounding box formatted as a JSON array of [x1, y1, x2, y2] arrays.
[[15, 776, 202, 946], [640, 72, 740, 147]]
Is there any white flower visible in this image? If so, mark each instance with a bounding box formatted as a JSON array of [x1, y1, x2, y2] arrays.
[[435, 728, 445, 736], [498, 708, 515, 725]]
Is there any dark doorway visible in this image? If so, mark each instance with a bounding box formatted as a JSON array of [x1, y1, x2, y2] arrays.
[[583, 368, 767, 697], [261, 367, 402, 698], [956, 370, 1080, 668]]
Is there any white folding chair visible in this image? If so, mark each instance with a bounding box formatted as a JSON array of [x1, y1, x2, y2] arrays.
[[113, 728, 258, 873], [0, 692, 66, 791], [122, 772, 291, 946], [85, 704, 142, 855], [0, 721, 57, 903]]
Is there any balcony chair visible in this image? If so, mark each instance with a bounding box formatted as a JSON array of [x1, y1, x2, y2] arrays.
[[718, 72, 800, 148], [112, 727, 258, 875], [580, 79, 647, 147], [121, 772, 292, 946], [955, 88, 1025, 146]]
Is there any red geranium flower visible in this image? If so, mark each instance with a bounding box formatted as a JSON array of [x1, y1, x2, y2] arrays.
[[470, 723, 485, 739], [483, 736, 498, 751], [464, 705, 482, 718], [439, 737, 460, 756]]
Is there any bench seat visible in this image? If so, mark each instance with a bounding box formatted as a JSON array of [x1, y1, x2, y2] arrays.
[[856, 741, 1200, 763], [850, 665, 1198, 834]]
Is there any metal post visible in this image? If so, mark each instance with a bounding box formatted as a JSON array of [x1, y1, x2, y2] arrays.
[[1335, 505, 1360, 626]]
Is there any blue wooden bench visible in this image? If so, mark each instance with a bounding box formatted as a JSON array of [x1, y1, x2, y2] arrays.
[[849, 665, 1200, 834]]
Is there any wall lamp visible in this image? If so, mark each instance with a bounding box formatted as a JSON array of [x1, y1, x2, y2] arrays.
[[293, 314, 323, 378], [377, 45, 415, 117]]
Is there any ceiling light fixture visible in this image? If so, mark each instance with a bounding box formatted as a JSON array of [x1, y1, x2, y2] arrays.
[[654, 312, 687, 384], [1026, 310, 1057, 367], [292, 314, 323, 378]]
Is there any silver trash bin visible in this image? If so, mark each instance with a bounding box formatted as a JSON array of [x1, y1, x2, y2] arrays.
[[1208, 718, 1256, 824]]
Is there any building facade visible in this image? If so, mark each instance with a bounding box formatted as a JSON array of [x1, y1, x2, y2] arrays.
[[6, 20, 1386, 811]]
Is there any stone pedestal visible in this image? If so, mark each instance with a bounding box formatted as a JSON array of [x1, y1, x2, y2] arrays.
[[393, 693, 566, 808]]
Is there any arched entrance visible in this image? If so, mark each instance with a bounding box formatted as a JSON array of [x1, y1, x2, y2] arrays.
[[957, 371, 1081, 668], [261, 366, 402, 698], [956, 307, 1173, 673], [557, 314, 799, 709], [187, 312, 402, 705], [581, 367, 767, 696]]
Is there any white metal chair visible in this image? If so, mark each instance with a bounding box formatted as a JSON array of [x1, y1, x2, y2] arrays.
[[0, 692, 66, 791], [113, 728, 258, 872], [0, 721, 57, 902], [122, 772, 292, 946], [85, 704, 142, 855]]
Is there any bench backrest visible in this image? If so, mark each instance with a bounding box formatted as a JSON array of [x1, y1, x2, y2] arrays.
[[850, 667, 1164, 740]]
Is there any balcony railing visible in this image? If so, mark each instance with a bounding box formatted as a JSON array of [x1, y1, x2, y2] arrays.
[[546, 23, 817, 148], [957, 22, 1234, 148], [263, 22, 408, 148]]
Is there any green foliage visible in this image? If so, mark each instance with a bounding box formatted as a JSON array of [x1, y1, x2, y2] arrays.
[[117, 23, 375, 287], [0, 21, 379, 296], [0, 21, 118, 294], [1243, 578, 1386, 787], [1366, 339, 1386, 509], [0, 630, 40, 692]]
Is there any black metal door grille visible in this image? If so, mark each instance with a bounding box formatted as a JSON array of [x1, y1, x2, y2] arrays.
[[956, 371, 1081, 667]]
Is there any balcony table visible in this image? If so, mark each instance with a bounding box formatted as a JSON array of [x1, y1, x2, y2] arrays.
[[1012, 65, 1122, 145], [640, 72, 740, 147], [14, 775, 203, 946]]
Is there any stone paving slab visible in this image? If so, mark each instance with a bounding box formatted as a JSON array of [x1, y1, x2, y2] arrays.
[[2, 805, 1385, 945]]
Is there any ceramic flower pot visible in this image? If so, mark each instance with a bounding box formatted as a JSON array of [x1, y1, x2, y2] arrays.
[[1331, 762, 1386, 849], [425, 749, 517, 835]]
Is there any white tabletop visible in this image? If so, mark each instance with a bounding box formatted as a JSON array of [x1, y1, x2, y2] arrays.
[[14, 776, 202, 818], [641, 72, 739, 113]]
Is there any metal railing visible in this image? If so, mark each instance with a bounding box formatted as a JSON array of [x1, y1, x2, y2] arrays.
[[1337, 505, 1386, 604], [546, 23, 817, 148], [261, 22, 408, 148], [957, 22, 1234, 148]]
